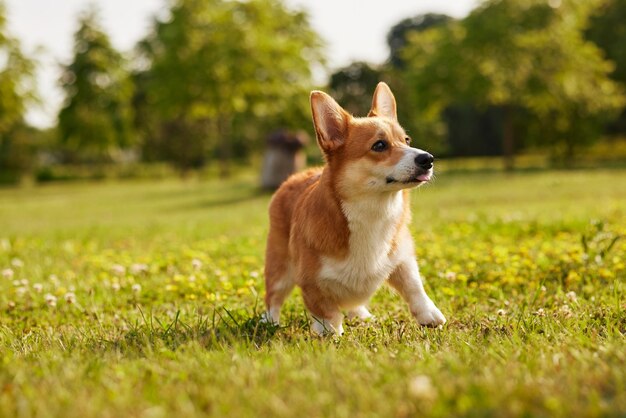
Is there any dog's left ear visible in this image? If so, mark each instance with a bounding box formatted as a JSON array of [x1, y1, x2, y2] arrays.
[[368, 82, 397, 120]]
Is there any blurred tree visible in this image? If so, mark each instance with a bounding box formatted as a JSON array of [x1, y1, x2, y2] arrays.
[[387, 13, 505, 158], [586, 0, 626, 135], [328, 62, 382, 116], [0, 124, 48, 183], [387, 13, 452, 70], [0, 1, 38, 182], [384, 14, 453, 155], [441, 105, 506, 157], [403, 0, 625, 169], [57, 8, 134, 163], [135, 0, 323, 176]]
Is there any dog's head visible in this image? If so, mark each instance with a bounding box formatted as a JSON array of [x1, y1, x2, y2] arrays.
[[310, 82, 434, 196]]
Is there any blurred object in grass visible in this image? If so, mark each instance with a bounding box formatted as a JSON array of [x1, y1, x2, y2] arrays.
[[260, 130, 309, 189]]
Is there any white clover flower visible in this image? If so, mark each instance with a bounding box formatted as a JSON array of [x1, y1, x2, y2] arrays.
[[535, 308, 546, 317], [111, 282, 121, 292], [44, 293, 57, 307], [497, 309, 507, 316], [49, 274, 59, 284], [20, 279, 29, 286], [16, 287, 28, 296], [11, 258, 24, 268], [408, 375, 436, 400], [111, 264, 126, 276], [130, 263, 149, 275], [565, 291, 577, 302], [445, 271, 457, 280], [559, 304, 573, 318], [33, 283, 43, 293], [64, 292, 76, 304], [191, 259, 202, 270], [132, 284, 141, 293], [249, 271, 260, 278], [7, 301, 16, 310], [2, 268, 14, 279]]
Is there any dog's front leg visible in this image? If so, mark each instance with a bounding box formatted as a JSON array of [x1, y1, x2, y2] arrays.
[[388, 259, 446, 327], [301, 282, 344, 336]]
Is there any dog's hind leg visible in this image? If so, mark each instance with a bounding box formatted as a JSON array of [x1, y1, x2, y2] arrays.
[[262, 271, 294, 325], [262, 226, 294, 325]]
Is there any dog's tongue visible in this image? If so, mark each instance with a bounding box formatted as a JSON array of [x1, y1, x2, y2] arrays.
[[417, 172, 432, 182]]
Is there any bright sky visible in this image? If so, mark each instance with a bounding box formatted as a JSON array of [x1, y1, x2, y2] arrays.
[[5, 0, 478, 128]]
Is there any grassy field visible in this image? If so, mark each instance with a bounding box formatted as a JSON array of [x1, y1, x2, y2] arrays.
[[0, 167, 625, 417]]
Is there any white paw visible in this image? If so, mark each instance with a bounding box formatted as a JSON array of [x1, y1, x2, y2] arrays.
[[311, 316, 344, 336], [260, 310, 279, 325], [347, 306, 374, 321], [413, 302, 446, 327]]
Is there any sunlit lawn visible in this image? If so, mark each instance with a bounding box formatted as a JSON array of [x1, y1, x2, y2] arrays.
[[0, 166, 624, 417]]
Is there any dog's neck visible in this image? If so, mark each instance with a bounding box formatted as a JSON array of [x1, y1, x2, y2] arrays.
[[341, 191, 404, 226], [318, 165, 406, 224]]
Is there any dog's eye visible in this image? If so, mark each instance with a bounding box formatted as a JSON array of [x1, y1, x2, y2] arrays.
[[371, 140, 388, 152], [405, 136, 412, 145]]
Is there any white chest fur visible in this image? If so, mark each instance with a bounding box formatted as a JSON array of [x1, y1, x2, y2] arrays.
[[318, 191, 404, 307]]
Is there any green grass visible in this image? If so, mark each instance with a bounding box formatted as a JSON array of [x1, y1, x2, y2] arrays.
[[0, 167, 624, 417]]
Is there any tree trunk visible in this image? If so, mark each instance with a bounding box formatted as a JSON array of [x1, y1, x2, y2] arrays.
[[502, 106, 515, 171], [217, 115, 232, 178], [564, 139, 575, 168]]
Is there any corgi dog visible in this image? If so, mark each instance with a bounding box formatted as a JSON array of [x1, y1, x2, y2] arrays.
[[263, 82, 446, 335]]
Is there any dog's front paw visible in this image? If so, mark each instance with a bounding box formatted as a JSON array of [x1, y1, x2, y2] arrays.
[[347, 305, 374, 321], [413, 302, 446, 327], [311, 316, 344, 336]]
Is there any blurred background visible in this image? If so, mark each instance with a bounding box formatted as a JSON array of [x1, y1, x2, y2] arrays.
[[1, 0, 626, 185]]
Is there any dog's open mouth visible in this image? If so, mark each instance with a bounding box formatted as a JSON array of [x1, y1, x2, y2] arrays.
[[386, 172, 432, 184]]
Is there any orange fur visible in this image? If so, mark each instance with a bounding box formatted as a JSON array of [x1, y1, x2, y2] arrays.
[[263, 82, 446, 334]]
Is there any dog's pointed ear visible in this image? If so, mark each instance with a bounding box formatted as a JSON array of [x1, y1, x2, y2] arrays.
[[310, 91, 349, 153], [368, 82, 397, 120]]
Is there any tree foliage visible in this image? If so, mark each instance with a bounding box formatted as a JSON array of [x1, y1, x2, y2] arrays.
[[586, 0, 626, 134], [0, 1, 37, 180], [328, 62, 382, 116], [57, 8, 134, 162], [386, 13, 452, 69], [402, 0, 625, 167], [383, 14, 453, 155], [135, 0, 323, 175]]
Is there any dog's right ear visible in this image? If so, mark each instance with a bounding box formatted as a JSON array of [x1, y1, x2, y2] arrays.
[[310, 91, 349, 153]]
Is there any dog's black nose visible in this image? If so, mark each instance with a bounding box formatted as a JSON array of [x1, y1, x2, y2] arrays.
[[415, 152, 434, 169]]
